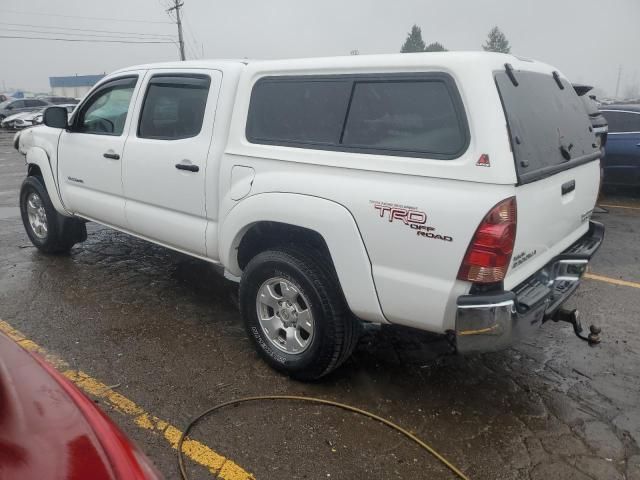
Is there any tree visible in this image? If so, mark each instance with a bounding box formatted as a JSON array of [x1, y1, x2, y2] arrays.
[[424, 42, 447, 52], [482, 26, 511, 54], [401, 25, 426, 53]]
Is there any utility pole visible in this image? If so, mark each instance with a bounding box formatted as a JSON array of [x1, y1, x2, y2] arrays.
[[615, 65, 622, 99], [167, 0, 186, 61]]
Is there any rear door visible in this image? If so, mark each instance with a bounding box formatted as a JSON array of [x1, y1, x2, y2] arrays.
[[122, 69, 221, 257], [495, 69, 601, 288], [600, 110, 640, 185]]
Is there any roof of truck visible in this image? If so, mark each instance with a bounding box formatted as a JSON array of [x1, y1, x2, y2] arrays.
[[112, 52, 557, 77]]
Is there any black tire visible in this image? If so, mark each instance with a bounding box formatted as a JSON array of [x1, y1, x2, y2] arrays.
[[20, 176, 87, 253], [239, 247, 360, 381]]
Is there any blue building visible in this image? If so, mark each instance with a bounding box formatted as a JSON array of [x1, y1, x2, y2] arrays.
[[49, 74, 104, 98]]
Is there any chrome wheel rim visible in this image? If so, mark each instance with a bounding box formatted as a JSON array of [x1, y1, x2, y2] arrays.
[[256, 277, 315, 355], [26, 192, 48, 240]]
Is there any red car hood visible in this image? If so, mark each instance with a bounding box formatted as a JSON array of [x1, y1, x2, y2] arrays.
[[0, 332, 161, 480]]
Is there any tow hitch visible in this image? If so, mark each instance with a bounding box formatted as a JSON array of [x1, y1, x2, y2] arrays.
[[552, 308, 601, 345]]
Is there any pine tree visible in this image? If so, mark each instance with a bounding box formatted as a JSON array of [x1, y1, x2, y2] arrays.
[[482, 26, 511, 53], [424, 42, 447, 52], [401, 25, 426, 53]]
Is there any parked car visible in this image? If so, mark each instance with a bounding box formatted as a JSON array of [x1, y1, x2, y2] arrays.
[[0, 98, 50, 121], [1, 111, 32, 129], [38, 95, 80, 105], [0, 331, 162, 479], [2, 104, 76, 130], [14, 53, 604, 380], [0, 93, 11, 102], [599, 105, 640, 186]]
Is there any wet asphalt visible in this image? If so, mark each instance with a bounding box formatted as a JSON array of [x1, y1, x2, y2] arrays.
[[1, 130, 639, 480]]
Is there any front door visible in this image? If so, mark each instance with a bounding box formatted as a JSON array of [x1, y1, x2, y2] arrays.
[[122, 70, 221, 257], [58, 74, 143, 227]]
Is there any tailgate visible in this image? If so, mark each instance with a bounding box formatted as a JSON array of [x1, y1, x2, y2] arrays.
[[506, 160, 600, 288], [494, 67, 602, 288]]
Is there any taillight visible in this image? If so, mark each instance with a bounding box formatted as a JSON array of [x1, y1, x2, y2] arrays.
[[457, 197, 517, 283]]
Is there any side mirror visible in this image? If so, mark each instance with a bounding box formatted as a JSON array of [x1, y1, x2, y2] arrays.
[[43, 106, 68, 129], [5, 105, 13, 111]]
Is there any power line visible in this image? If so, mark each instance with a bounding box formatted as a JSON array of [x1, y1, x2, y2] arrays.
[[0, 27, 176, 41], [0, 34, 175, 45], [0, 21, 175, 39], [182, 10, 202, 59], [0, 9, 172, 25]]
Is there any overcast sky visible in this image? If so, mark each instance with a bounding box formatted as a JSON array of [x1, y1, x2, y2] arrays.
[[2, 0, 639, 97]]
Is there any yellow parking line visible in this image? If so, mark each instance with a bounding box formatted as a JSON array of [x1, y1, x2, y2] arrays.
[[0, 319, 254, 480], [599, 203, 640, 211], [584, 273, 640, 289]]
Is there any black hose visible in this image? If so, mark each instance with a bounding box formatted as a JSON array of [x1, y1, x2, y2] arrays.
[[177, 395, 470, 480]]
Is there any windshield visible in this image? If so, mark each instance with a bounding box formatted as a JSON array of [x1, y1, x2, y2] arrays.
[[495, 70, 600, 184]]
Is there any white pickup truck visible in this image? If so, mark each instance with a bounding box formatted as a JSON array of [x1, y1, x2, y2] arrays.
[[15, 52, 604, 380]]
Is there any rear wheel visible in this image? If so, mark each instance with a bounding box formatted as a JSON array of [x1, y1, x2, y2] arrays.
[[239, 247, 360, 381], [20, 176, 86, 253]]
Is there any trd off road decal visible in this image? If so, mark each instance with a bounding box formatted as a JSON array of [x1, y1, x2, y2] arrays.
[[371, 201, 453, 242]]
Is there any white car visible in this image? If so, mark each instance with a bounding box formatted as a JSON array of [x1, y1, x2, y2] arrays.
[[3, 104, 76, 130], [14, 53, 604, 379], [1, 111, 32, 129]]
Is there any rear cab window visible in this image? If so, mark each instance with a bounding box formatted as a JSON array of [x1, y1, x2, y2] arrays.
[[495, 69, 600, 184], [246, 73, 469, 160]]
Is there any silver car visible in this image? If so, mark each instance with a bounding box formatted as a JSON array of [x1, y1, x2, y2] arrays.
[[0, 98, 51, 121]]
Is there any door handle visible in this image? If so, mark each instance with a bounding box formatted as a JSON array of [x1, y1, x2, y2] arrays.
[[103, 152, 120, 160], [175, 163, 199, 172], [561, 179, 575, 195]]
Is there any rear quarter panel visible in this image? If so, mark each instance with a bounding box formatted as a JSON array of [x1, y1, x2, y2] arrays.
[[220, 154, 515, 331]]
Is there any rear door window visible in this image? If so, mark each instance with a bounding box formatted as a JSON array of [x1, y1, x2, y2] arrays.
[[138, 74, 211, 140], [601, 111, 640, 133], [246, 74, 468, 159], [495, 70, 599, 184]]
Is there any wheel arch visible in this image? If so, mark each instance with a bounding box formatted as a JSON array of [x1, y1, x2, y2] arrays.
[[220, 193, 387, 323], [25, 147, 70, 217]]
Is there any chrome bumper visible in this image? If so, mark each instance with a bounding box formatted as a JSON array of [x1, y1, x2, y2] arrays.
[[455, 221, 604, 354]]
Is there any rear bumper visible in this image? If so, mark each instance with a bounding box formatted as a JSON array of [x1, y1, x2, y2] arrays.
[[454, 221, 604, 353]]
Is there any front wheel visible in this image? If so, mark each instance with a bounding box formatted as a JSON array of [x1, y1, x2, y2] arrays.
[[239, 248, 360, 381], [20, 176, 86, 253]]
